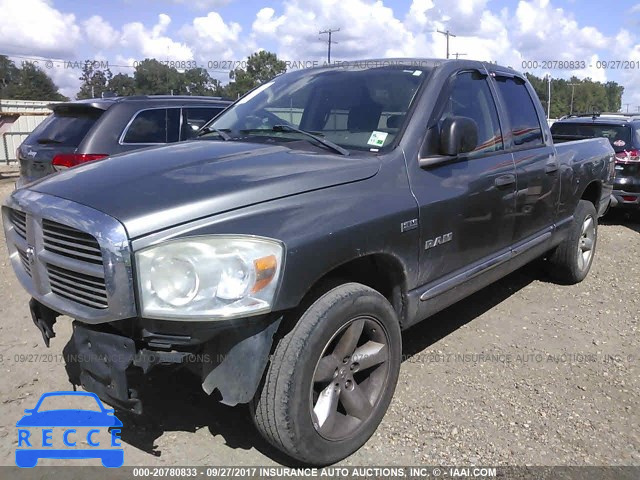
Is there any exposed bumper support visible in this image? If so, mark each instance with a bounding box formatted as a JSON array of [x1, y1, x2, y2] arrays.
[[62, 316, 282, 413]]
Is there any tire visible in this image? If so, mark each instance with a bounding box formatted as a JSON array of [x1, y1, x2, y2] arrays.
[[251, 282, 402, 465], [547, 200, 598, 284]]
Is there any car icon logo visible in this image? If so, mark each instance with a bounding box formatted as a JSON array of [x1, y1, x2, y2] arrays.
[[15, 391, 123, 468], [27, 150, 37, 158]]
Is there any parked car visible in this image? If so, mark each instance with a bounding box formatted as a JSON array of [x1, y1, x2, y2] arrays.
[[551, 114, 640, 211], [15, 95, 231, 187], [3, 59, 614, 465]]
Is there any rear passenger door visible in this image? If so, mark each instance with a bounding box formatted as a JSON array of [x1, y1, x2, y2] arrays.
[[119, 108, 181, 149], [181, 107, 226, 140], [491, 74, 558, 244]]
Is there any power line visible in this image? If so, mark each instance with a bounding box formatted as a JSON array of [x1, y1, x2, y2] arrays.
[[319, 28, 340, 63], [437, 29, 456, 59], [452, 52, 467, 60]]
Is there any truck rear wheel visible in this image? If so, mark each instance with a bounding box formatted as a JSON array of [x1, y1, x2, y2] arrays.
[[548, 199, 598, 284], [251, 283, 401, 465]]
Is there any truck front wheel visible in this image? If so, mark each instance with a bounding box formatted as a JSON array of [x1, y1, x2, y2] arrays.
[[251, 283, 401, 465]]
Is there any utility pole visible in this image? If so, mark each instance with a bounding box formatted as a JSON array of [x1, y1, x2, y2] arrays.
[[452, 52, 467, 60], [437, 29, 456, 59], [568, 83, 579, 115], [547, 74, 552, 120], [319, 28, 340, 63], [625, 103, 630, 113]]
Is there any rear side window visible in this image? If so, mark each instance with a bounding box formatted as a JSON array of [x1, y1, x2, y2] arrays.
[[494, 77, 544, 148], [25, 109, 102, 147], [550, 122, 632, 153], [182, 107, 225, 139], [122, 108, 180, 144]]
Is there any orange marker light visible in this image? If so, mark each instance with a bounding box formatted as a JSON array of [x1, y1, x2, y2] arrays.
[[252, 255, 278, 293]]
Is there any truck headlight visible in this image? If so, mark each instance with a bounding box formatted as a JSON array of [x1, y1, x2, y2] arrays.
[[136, 236, 284, 320]]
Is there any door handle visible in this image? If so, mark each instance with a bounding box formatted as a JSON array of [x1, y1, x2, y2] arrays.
[[495, 174, 516, 188], [545, 162, 559, 174]]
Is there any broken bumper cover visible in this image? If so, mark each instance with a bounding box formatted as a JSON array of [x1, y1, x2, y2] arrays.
[[62, 315, 281, 414]]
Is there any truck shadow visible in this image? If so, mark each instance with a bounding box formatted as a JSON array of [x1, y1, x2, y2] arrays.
[[600, 209, 640, 234], [116, 265, 540, 465]]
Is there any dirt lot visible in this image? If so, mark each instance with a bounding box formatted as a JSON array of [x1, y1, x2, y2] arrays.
[[0, 164, 638, 467]]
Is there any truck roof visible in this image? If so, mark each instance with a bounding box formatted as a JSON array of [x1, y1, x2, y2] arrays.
[[302, 58, 521, 76]]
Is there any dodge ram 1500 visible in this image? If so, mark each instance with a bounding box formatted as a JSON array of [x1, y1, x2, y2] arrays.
[[3, 59, 614, 465]]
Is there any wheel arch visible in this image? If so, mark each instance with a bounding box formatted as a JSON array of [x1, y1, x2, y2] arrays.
[[290, 252, 409, 326], [580, 180, 602, 210]]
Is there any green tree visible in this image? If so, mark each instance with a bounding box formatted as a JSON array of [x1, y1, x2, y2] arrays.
[[183, 67, 225, 96], [2, 61, 67, 101], [525, 73, 624, 117], [224, 51, 287, 99], [133, 59, 185, 95], [0, 55, 20, 97], [77, 62, 113, 99], [108, 73, 136, 96]]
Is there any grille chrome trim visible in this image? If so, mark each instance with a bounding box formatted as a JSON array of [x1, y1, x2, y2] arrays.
[[2, 190, 137, 324]]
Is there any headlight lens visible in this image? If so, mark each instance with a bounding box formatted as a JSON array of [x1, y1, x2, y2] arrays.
[[136, 236, 283, 320]]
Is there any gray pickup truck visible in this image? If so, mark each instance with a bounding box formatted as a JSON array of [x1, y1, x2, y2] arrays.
[[2, 59, 614, 465]]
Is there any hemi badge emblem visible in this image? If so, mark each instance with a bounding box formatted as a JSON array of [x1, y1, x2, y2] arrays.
[[401, 219, 418, 232]]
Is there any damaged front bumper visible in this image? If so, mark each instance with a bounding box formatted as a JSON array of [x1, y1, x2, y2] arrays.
[[31, 299, 281, 414]]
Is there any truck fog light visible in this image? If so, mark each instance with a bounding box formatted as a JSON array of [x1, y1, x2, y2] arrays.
[[150, 256, 199, 306]]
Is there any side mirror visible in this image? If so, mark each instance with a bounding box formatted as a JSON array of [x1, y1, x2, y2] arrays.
[[439, 116, 479, 156]]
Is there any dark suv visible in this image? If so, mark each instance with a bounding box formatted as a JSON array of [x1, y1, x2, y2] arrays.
[[551, 114, 640, 211], [16, 95, 231, 187]]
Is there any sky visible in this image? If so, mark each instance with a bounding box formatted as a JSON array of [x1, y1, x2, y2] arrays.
[[1, 0, 640, 109]]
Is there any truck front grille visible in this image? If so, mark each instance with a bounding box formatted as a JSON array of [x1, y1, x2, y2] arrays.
[[9, 209, 27, 240], [47, 264, 108, 309], [3, 191, 137, 324], [43, 219, 103, 265], [17, 248, 32, 277]]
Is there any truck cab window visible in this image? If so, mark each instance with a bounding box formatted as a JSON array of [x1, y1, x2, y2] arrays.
[[494, 76, 544, 148], [435, 72, 503, 157]]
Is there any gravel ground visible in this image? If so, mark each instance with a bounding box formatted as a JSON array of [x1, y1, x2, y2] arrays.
[[0, 164, 638, 467]]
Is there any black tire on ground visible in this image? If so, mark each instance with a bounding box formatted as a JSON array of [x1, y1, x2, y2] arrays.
[[547, 199, 598, 284], [251, 282, 402, 465]]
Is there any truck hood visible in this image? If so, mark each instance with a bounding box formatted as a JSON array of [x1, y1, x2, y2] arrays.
[[29, 140, 380, 238]]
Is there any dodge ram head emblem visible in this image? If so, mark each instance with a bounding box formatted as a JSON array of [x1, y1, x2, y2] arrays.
[[425, 232, 453, 250], [26, 246, 35, 265]]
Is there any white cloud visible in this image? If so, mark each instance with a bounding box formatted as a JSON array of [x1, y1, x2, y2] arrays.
[[0, 0, 81, 57], [180, 11, 245, 64], [250, 0, 417, 61], [83, 15, 118, 50], [120, 14, 193, 60]]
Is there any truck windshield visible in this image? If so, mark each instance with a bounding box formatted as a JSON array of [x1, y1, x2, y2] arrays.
[[200, 65, 431, 152], [550, 122, 632, 153]]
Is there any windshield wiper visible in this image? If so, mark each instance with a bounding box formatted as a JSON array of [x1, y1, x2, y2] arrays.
[[272, 125, 349, 156], [36, 138, 63, 144], [196, 126, 231, 141]]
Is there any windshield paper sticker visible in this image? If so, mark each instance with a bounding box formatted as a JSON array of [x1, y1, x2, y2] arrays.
[[367, 131, 389, 147]]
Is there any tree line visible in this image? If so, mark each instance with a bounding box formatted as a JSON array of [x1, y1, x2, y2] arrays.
[[0, 53, 626, 117], [526, 73, 624, 118]]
